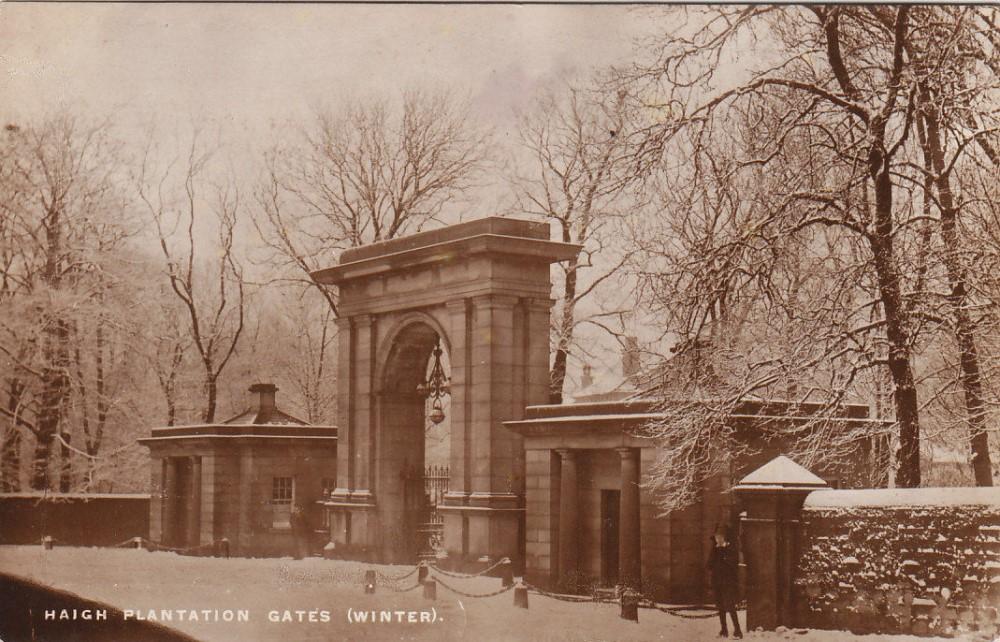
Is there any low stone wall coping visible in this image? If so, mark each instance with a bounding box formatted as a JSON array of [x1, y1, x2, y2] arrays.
[[804, 487, 1000, 509]]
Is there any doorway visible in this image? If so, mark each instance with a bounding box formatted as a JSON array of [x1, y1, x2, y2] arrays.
[[600, 489, 621, 586]]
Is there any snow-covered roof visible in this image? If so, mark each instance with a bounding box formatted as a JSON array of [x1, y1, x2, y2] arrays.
[[805, 487, 1000, 509], [737, 455, 828, 488]]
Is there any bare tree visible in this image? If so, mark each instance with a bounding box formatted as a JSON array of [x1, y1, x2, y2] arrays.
[[0, 115, 132, 490], [254, 89, 490, 316], [512, 83, 640, 402], [137, 131, 247, 424], [901, 6, 1000, 485], [617, 5, 1000, 489]]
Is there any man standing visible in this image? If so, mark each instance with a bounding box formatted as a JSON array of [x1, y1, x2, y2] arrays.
[[708, 525, 743, 639]]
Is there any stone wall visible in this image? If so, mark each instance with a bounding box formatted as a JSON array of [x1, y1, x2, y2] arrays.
[[0, 493, 149, 546], [793, 488, 1000, 637]]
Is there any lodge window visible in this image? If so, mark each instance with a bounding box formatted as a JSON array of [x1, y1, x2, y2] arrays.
[[272, 476, 294, 529]]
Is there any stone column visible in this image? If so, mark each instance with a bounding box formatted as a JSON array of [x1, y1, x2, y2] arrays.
[[556, 449, 578, 589], [186, 456, 202, 547], [149, 456, 165, 543], [618, 447, 641, 590], [163, 457, 179, 546], [733, 456, 828, 631], [199, 454, 215, 545], [237, 446, 255, 553]]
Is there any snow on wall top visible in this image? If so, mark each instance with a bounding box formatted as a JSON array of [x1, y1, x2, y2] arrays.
[[804, 486, 1000, 509], [737, 455, 828, 487]]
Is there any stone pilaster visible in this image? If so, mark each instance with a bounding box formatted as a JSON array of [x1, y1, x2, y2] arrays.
[[557, 449, 579, 589], [524, 449, 560, 588]]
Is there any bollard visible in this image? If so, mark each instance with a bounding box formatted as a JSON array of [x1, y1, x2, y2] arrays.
[[620, 588, 639, 622], [364, 570, 376, 594], [418, 562, 429, 584], [42, 536, 54, 550], [219, 538, 230, 559], [500, 558, 514, 588], [513, 581, 529, 609], [323, 541, 336, 560], [422, 578, 437, 601], [132, 537, 144, 550]]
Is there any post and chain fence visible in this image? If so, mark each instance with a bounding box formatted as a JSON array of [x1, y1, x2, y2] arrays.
[[36, 535, 721, 620], [429, 573, 516, 599]]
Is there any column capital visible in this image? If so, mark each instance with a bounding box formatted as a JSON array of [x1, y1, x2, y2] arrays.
[[471, 293, 520, 310], [351, 313, 376, 328], [555, 448, 576, 461], [445, 297, 470, 311], [616, 447, 639, 460], [522, 297, 555, 312]]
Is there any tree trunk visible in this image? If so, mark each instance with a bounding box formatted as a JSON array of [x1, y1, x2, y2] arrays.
[[58, 431, 72, 492], [550, 254, 579, 404], [919, 103, 993, 486], [32, 363, 65, 490], [204, 374, 217, 424], [1, 379, 24, 491], [868, 153, 922, 488]]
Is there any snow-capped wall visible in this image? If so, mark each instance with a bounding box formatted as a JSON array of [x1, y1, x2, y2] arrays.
[[794, 496, 1000, 637]]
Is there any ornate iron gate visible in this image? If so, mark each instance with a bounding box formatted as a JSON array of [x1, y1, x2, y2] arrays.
[[402, 464, 450, 560], [421, 465, 448, 554]]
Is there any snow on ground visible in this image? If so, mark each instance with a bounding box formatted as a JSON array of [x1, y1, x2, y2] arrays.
[[0, 546, 985, 642]]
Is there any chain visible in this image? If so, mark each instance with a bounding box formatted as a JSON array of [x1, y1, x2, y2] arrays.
[[430, 557, 508, 578], [644, 603, 718, 619], [141, 537, 219, 554], [375, 566, 419, 583], [428, 572, 516, 599], [522, 582, 597, 603], [383, 581, 423, 593]]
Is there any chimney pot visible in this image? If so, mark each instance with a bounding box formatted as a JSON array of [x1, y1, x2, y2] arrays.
[[249, 383, 277, 421]]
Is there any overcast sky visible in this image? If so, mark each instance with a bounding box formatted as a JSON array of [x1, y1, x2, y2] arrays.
[[1, 4, 659, 137], [0, 3, 669, 381]]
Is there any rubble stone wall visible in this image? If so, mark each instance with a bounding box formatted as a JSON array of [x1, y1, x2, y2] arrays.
[[794, 497, 1000, 637]]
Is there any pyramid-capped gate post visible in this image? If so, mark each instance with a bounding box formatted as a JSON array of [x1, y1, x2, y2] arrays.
[[733, 456, 828, 632]]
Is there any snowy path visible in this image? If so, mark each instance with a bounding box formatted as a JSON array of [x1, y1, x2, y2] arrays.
[[0, 546, 975, 642]]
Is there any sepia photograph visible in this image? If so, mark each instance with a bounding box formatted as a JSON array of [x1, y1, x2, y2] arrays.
[[0, 3, 999, 641]]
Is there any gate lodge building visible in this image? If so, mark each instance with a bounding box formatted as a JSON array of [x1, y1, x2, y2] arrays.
[[140, 384, 337, 556], [142, 217, 881, 602]]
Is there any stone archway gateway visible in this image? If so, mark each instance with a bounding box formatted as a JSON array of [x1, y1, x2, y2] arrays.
[[312, 218, 579, 566]]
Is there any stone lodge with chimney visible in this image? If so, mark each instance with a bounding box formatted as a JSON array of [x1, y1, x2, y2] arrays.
[[140, 383, 337, 556]]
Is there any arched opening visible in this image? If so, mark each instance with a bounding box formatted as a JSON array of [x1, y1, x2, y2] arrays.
[[377, 321, 450, 563]]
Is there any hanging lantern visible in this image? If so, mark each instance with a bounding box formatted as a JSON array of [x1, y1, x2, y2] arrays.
[[419, 340, 450, 424]]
